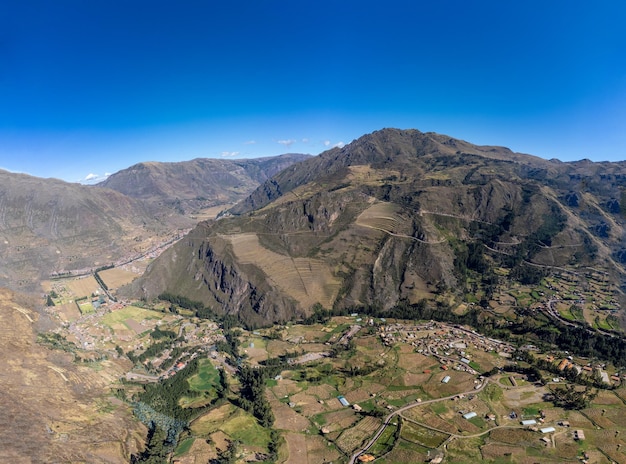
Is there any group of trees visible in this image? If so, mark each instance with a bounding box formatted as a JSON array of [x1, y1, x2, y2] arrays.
[[236, 365, 276, 427], [548, 384, 598, 410]]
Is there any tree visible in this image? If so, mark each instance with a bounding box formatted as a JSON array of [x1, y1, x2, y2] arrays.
[[549, 385, 597, 410]]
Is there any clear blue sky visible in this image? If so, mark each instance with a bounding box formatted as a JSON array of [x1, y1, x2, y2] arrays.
[[1, 1, 625, 182]]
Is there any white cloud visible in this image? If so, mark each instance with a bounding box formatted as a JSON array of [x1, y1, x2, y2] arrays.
[[302, 138, 309, 143], [80, 172, 111, 184], [323, 140, 344, 149], [221, 151, 240, 158], [277, 139, 296, 147], [244, 140, 256, 145]]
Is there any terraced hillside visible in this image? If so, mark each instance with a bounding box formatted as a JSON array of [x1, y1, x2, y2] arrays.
[[128, 128, 626, 327]]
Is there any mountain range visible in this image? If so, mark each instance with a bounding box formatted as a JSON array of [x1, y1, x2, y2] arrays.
[[123, 128, 626, 327], [0, 154, 308, 290]]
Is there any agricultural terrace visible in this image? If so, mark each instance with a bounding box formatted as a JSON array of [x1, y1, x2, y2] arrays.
[[219, 316, 626, 464], [355, 201, 404, 235], [224, 233, 341, 308], [190, 403, 272, 458], [251, 318, 508, 462]]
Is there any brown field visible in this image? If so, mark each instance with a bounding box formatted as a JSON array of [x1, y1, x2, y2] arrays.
[[209, 430, 229, 452], [451, 414, 482, 434], [193, 204, 235, 221], [402, 372, 433, 387], [269, 378, 302, 399], [564, 410, 595, 429], [54, 302, 81, 321], [403, 408, 459, 434], [379, 446, 428, 464], [290, 391, 327, 416], [282, 433, 306, 464], [421, 371, 477, 398], [306, 384, 339, 401], [99, 268, 140, 290], [582, 408, 619, 429], [344, 383, 387, 404], [266, 339, 297, 357], [65, 275, 101, 298], [335, 416, 382, 453], [397, 351, 433, 372], [594, 390, 625, 406], [501, 384, 547, 409], [480, 443, 528, 462], [604, 407, 626, 428], [318, 408, 358, 432], [269, 397, 310, 432], [488, 428, 537, 446], [305, 434, 342, 464], [225, 233, 341, 308], [190, 404, 236, 435]]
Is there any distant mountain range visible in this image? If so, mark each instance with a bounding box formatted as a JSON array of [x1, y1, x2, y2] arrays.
[[123, 128, 626, 327], [99, 154, 310, 214], [0, 154, 308, 290]]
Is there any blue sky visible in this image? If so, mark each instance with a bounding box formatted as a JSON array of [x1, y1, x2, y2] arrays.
[[1, 1, 625, 182]]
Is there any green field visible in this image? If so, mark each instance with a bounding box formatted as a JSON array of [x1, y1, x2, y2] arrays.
[[369, 421, 399, 456], [188, 358, 220, 392], [100, 305, 163, 327], [401, 421, 449, 448], [174, 437, 194, 456]]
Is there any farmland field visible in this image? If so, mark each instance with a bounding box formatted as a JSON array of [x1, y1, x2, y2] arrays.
[[98, 267, 139, 289], [65, 275, 100, 298], [187, 358, 219, 392], [335, 415, 382, 453], [401, 420, 449, 447], [100, 305, 164, 328]]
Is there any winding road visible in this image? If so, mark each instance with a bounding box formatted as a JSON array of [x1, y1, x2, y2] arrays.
[[348, 379, 490, 464]]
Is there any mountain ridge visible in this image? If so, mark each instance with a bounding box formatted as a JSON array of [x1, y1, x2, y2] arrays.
[[0, 153, 309, 292], [125, 128, 626, 327]]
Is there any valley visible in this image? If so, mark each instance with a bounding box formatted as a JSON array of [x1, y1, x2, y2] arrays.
[[32, 255, 626, 463], [5, 129, 626, 463]]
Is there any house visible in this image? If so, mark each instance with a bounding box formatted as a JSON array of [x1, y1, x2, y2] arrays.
[[352, 404, 363, 412], [463, 412, 477, 420], [574, 430, 586, 440], [357, 455, 375, 463], [558, 359, 570, 371]]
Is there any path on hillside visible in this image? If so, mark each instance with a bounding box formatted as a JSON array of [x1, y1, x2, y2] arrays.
[[357, 223, 446, 244]]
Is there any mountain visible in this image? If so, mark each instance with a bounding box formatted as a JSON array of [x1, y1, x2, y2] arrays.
[[0, 154, 309, 292], [0, 169, 192, 290], [98, 154, 311, 214], [126, 128, 626, 327]]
